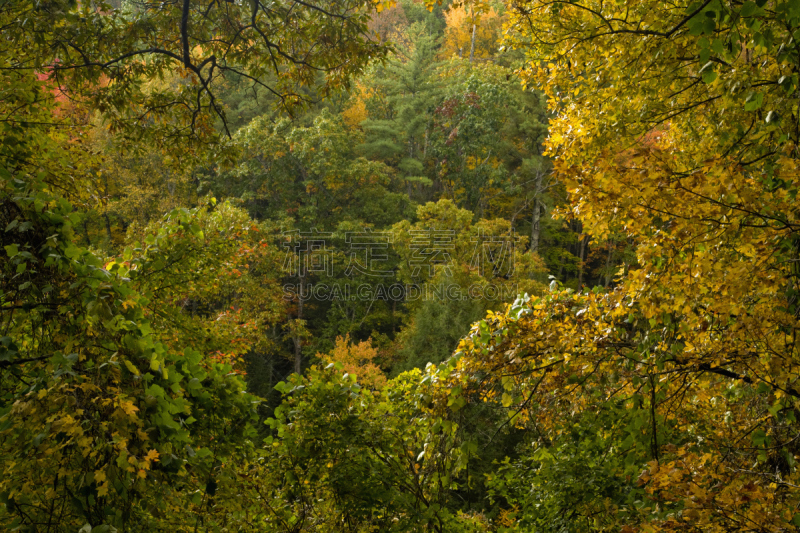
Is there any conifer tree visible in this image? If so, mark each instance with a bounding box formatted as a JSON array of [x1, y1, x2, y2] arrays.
[[360, 24, 444, 200]]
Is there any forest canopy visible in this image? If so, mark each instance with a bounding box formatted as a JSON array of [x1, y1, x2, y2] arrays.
[[1, 0, 799, 531]]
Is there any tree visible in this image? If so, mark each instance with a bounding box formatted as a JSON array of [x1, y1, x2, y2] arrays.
[[318, 334, 387, 388], [359, 22, 444, 201], [0, 202, 273, 531], [216, 111, 413, 372], [440, 2, 502, 61], [8, 0, 391, 143], [369, 2, 412, 45], [204, 363, 490, 532], [390, 199, 545, 370], [0, 0, 393, 530], [425, 0, 800, 530]]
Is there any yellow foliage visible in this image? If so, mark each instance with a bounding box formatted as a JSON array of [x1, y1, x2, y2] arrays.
[[342, 83, 370, 129], [319, 335, 387, 389], [441, 2, 502, 60], [442, 0, 800, 530]]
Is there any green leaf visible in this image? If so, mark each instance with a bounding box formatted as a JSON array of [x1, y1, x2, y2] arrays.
[[751, 428, 767, 446], [740, 1, 764, 17], [461, 440, 478, 455], [448, 395, 466, 411], [64, 244, 81, 259], [702, 69, 718, 84], [744, 92, 764, 111]]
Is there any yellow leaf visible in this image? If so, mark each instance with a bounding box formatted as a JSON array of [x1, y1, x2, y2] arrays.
[[123, 359, 140, 376], [119, 400, 139, 417], [501, 393, 513, 408]]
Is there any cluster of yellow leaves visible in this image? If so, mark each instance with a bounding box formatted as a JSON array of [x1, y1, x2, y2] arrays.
[[639, 451, 792, 532], [452, 289, 628, 424], [342, 82, 370, 129], [1, 374, 162, 513], [319, 334, 387, 388], [441, 2, 502, 60]]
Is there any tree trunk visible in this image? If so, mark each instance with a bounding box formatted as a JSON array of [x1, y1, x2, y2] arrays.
[[293, 337, 302, 375], [102, 175, 112, 242], [530, 197, 541, 253], [266, 350, 275, 405], [604, 241, 614, 287], [293, 272, 305, 374], [469, 24, 476, 62], [83, 220, 92, 247], [577, 234, 589, 288], [103, 213, 113, 242], [530, 168, 547, 254]]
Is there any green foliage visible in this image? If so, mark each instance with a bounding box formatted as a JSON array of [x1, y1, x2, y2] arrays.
[[487, 405, 651, 531], [0, 0, 393, 530], [7, 0, 388, 144], [360, 23, 444, 196], [0, 191, 262, 530], [204, 363, 489, 533], [393, 295, 486, 372], [220, 111, 411, 226]]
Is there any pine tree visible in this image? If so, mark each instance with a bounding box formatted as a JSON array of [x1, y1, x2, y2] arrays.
[[360, 24, 444, 200]]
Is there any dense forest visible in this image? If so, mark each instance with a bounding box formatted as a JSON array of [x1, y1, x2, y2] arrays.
[[2, 0, 800, 531]]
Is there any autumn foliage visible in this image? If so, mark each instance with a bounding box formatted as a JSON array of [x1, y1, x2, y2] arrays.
[[440, 2, 502, 60], [318, 335, 386, 388], [5, 0, 800, 531]]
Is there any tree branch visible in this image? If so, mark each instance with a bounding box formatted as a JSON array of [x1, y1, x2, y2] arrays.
[[182, 0, 192, 67]]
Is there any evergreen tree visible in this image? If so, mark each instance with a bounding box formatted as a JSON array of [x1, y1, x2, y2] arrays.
[[360, 24, 444, 201]]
